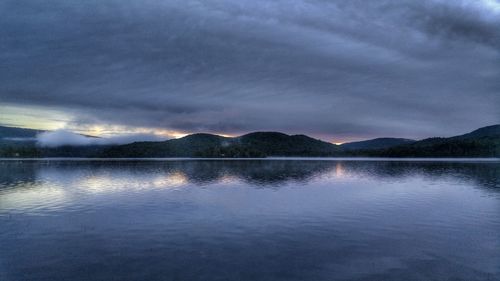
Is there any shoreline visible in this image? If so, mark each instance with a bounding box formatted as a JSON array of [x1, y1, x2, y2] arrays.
[[0, 157, 499, 162]]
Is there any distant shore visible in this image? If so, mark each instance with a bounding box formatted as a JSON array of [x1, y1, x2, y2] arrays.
[[1, 157, 499, 162]]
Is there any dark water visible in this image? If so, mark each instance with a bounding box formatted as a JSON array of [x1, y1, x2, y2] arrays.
[[0, 159, 499, 281]]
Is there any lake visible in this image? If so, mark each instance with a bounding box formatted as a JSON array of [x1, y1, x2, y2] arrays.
[[0, 159, 499, 281]]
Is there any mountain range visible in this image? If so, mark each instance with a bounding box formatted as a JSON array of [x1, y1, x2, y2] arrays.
[[0, 124, 498, 158], [339, 138, 415, 150]]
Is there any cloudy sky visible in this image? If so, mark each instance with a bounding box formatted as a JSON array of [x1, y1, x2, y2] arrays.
[[0, 0, 499, 142]]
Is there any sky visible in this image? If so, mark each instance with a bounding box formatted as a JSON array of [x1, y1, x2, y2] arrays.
[[0, 0, 499, 143]]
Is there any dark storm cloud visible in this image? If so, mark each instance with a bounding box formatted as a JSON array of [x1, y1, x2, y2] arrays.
[[0, 0, 499, 141]]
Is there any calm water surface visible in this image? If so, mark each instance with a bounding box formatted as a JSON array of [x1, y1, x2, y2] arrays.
[[0, 159, 499, 281]]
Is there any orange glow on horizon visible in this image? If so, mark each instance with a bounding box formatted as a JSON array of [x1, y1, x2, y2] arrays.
[[0, 104, 346, 142]]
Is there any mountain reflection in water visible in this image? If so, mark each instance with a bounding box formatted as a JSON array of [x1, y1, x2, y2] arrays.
[[0, 159, 499, 281]]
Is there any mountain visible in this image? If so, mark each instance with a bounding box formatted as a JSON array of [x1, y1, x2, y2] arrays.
[[376, 125, 500, 157], [340, 138, 415, 150], [0, 124, 498, 158], [237, 132, 340, 156], [0, 125, 44, 144], [452, 124, 500, 139], [101, 132, 339, 157], [101, 133, 232, 157]]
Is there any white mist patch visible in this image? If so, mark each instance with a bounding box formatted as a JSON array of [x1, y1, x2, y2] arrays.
[[482, 0, 500, 12], [37, 130, 168, 147], [3, 137, 37, 142]]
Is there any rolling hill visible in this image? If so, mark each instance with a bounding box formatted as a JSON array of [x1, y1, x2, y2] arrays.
[[0, 125, 43, 145], [101, 132, 340, 157], [340, 138, 415, 150], [0, 124, 498, 158], [452, 124, 500, 139], [375, 125, 500, 157]]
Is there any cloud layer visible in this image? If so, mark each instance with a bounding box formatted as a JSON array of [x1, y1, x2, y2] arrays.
[[37, 130, 167, 147], [1, 0, 499, 141]]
